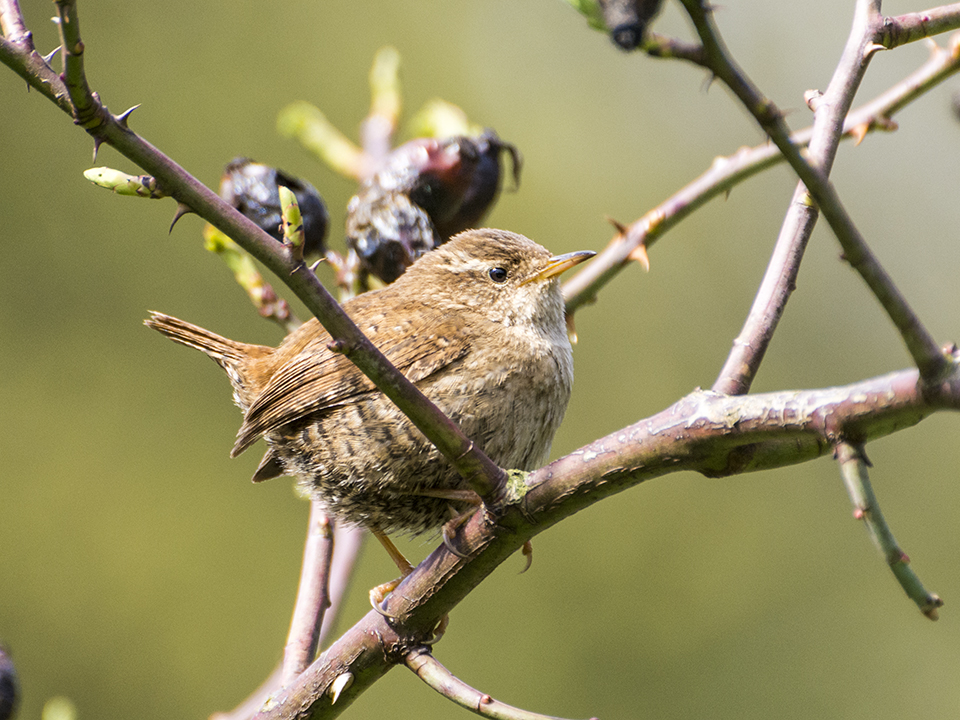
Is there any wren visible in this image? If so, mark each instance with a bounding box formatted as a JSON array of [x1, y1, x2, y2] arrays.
[[146, 229, 593, 544]]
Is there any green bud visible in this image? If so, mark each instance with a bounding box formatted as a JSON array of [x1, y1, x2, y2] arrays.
[[406, 99, 481, 139], [279, 185, 304, 249], [83, 167, 167, 198], [369, 46, 401, 123], [276, 102, 364, 179]]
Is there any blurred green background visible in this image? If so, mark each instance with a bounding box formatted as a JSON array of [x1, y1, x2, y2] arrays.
[[2, 1, 959, 719]]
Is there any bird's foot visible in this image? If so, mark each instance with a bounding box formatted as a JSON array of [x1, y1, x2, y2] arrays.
[[369, 576, 403, 618]]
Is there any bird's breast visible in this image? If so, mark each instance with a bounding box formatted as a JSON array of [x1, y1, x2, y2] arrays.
[[422, 326, 574, 471]]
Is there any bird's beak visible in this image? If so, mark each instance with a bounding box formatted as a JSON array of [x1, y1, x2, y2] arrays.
[[523, 250, 596, 284]]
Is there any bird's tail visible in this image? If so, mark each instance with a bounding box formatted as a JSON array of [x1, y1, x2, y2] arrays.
[[144, 312, 254, 365], [144, 311, 272, 408]]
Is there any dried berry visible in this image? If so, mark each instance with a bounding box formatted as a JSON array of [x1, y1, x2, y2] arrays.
[[346, 131, 521, 283], [434, 130, 522, 239], [597, 0, 663, 50], [220, 158, 329, 256]]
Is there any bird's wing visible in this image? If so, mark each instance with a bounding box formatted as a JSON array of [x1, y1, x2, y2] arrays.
[[231, 299, 472, 456]]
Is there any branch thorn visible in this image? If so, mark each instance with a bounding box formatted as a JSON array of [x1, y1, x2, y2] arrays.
[[605, 215, 628, 235], [92, 136, 104, 161], [169, 202, 194, 233], [520, 540, 533, 573], [42, 46, 61, 66], [849, 122, 869, 146], [628, 244, 651, 271], [328, 672, 354, 705], [863, 42, 887, 60], [803, 89, 823, 112], [115, 104, 141, 128]]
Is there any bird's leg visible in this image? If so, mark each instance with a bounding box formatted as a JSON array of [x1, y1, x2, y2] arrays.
[[367, 488, 478, 611], [368, 529, 450, 643], [415, 489, 483, 503], [369, 528, 414, 611]]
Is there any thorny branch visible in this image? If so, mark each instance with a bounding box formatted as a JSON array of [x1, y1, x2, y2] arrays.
[[4, 1, 960, 719], [712, 0, 884, 395], [677, 0, 949, 384], [405, 649, 592, 720], [253, 361, 960, 720], [281, 504, 335, 686], [835, 442, 943, 619], [562, 32, 960, 314]]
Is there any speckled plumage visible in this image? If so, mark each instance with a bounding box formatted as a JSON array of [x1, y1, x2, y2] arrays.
[[146, 229, 590, 536]]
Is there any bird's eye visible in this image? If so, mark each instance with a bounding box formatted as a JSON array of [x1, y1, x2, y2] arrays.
[[488, 267, 508, 283]]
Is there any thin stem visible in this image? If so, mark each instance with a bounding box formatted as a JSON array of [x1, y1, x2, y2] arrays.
[[254, 357, 960, 720], [406, 648, 593, 720], [712, 0, 877, 394], [281, 503, 335, 686], [212, 524, 366, 720], [835, 442, 943, 619], [709, 201, 816, 395], [678, 0, 948, 384], [53, 0, 102, 129], [284, 511, 367, 681], [0, 0, 29, 44], [563, 36, 960, 313], [640, 31, 705, 63], [877, 3, 960, 49], [317, 523, 365, 649]]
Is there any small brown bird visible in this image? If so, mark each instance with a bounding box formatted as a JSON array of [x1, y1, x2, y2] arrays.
[[146, 229, 592, 565]]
